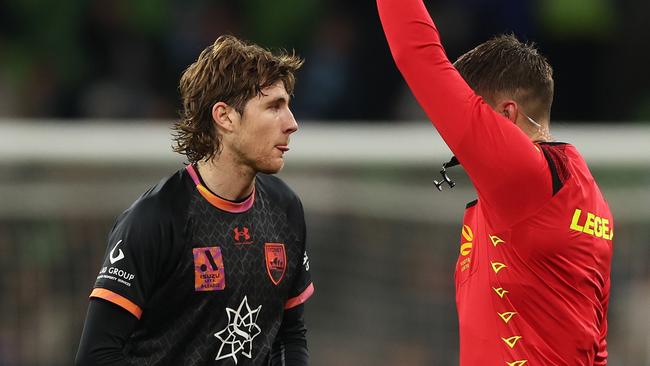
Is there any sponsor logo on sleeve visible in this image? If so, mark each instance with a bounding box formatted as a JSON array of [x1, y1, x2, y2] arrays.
[[302, 251, 310, 271], [96, 239, 135, 287], [109, 240, 125, 264]]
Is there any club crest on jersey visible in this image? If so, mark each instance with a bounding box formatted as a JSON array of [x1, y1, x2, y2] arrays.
[[264, 243, 286, 285]]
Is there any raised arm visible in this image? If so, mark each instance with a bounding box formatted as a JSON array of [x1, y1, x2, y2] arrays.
[[377, 0, 552, 229]]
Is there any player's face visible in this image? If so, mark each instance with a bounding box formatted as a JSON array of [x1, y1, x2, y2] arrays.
[[231, 81, 298, 174]]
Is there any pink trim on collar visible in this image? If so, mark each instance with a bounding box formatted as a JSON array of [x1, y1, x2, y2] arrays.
[[186, 165, 255, 213]]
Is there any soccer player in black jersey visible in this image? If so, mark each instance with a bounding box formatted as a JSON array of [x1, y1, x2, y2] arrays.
[[75, 35, 314, 366]]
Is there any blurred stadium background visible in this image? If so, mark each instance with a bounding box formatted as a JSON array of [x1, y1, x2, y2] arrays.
[[1, 0, 649, 365]]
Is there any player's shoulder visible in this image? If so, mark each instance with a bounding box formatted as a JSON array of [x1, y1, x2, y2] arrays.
[[118, 167, 191, 227], [256, 173, 302, 206]]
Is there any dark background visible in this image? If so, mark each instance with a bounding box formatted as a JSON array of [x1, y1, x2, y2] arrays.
[[1, 1, 649, 365], [1, 0, 649, 122]]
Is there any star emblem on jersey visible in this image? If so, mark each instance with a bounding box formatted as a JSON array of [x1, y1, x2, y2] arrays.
[[214, 296, 262, 364], [109, 240, 125, 264]]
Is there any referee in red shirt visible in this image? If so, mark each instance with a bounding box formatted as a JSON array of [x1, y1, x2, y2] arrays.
[[378, 1, 613, 365]]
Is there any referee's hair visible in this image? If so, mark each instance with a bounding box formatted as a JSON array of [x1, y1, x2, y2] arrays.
[[453, 34, 554, 122], [173, 35, 304, 164]]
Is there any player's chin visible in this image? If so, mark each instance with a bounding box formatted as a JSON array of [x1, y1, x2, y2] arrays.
[[255, 158, 285, 174]]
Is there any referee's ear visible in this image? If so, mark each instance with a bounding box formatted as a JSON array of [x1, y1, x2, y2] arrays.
[[495, 100, 518, 124], [212, 102, 237, 132]]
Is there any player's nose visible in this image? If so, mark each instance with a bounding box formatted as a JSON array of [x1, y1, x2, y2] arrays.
[[284, 108, 298, 134]]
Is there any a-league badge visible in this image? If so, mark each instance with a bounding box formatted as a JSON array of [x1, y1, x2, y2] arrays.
[[264, 243, 286, 285], [193, 246, 226, 291]]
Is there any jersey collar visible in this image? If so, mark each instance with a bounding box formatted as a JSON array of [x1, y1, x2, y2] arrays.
[[186, 164, 255, 213]]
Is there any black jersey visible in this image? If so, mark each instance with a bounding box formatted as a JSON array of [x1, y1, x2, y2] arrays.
[[90, 165, 313, 365]]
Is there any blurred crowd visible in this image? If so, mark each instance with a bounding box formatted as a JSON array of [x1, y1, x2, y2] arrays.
[[0, 0, 648, 122]]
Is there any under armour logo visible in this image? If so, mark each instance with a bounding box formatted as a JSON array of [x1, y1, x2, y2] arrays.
[[233, 227, 252, 243], [109, 240, 125, 264]]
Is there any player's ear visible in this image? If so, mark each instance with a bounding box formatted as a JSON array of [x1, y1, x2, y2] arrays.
[[211, 102, 238, 132]]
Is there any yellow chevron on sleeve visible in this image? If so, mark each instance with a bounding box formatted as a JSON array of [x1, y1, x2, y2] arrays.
[[506, 360, 527, 366], [491, 261, 507, 274], [489, 235, 505, 246], [498, 312, 517, 324], [493, 287, 509, 298], [502, 335, 522, 349]]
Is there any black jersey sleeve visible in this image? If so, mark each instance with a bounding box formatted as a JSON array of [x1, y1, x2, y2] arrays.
[[75, 298, 138, 366], [270, 304, 309, 366], [285, 197, 314, 310], [91, 193, 176, 319]]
